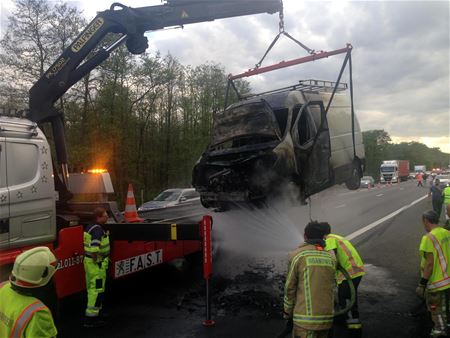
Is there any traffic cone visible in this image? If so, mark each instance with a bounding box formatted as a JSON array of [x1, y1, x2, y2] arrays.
[[124, 183, 144, 223]]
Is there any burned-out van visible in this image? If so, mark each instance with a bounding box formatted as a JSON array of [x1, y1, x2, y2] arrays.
[[192, 79, 365, 208]]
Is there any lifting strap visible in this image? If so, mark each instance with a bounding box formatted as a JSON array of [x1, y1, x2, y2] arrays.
[[255, 2, 314, 70]]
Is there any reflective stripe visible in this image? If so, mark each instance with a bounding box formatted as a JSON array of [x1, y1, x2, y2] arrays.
[[328, 235, 363, 274], [427, 233, 450, 290], [304, 268, 312, 316], [428, 278, 450, 290], [87, 224, 102, 234], [428, 233, 448, 277], [84, 253, 108, 259], [293, 314, 334, 324], [90, 239, 101, 246], [10, 300, 46, 338]]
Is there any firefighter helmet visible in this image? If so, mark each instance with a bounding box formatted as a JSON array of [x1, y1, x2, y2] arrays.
[[10, 246, 57, 288]]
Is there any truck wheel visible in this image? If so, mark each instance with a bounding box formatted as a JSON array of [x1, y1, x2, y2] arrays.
[[345, 160, 361, 190]]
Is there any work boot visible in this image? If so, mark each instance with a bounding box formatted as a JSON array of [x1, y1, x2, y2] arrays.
[[346, 318, 363, 338], [429, 328, 447, 338], [83, 316, 106, 328]]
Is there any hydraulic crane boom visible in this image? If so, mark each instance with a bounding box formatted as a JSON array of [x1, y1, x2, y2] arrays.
[[27, 0, 282, 201]]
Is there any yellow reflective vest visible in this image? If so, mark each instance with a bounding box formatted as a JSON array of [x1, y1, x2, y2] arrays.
[[443, 186, 450, 205], [284, 243, 336, 330], [0, 282, 57, 338], [84, 224, 110, 262], [325, 234, 365, 284], [419, 227, 450, 292]]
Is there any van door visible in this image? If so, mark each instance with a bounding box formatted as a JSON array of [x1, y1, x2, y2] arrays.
[[292, 101, 332, 196], [6, 138, 56, 248], [0, 138, 9, 249]]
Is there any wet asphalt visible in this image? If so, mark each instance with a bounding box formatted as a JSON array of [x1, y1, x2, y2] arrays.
[[57, 180, 438, 338]]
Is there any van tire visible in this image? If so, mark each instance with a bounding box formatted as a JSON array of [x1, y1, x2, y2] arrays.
[[345, 160, 361, 190]]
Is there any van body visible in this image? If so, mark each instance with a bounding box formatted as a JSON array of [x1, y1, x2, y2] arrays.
[[192, 80, 365, 207], [0, 116, 56, 250]]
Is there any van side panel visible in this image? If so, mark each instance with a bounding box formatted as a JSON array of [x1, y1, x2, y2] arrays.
[[319, 93, 365, 176]]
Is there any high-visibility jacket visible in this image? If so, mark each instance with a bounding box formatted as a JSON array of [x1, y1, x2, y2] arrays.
[[284, 243, 336, 331], [419, 227, 450, 292], [325, 234, 365, 284], [443, 186, 450, 204], [84, 224, 110, 261], [0, 282, 57, 338]]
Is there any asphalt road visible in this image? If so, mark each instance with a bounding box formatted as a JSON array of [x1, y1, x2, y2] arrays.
[[58, 180, 441, 338]]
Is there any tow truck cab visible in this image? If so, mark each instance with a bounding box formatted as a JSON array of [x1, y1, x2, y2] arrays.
[[0, 117, 56, 251], [192, 80, 365, 207]]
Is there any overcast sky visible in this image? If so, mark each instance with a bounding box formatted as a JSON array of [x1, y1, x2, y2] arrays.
[[1, 0, 449, 153]]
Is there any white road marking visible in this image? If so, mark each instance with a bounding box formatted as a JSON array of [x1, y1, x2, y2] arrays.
[[375, 193, 384, 197], [335, 204, 347, 208], [347, 194, 428, 241]]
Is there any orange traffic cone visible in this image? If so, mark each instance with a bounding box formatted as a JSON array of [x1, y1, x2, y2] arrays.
[[124, 183, 144, 223]]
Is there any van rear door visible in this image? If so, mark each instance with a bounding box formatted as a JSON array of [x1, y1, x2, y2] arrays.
[[0, 137, 9, 249]]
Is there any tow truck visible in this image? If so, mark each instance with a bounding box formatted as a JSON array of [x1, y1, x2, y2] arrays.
[[0, 0, 282, 298]]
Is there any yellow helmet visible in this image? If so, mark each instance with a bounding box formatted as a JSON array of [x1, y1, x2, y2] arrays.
[[10, 247, 57, 288]]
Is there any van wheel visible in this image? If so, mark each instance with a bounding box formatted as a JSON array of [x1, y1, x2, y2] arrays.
[[345, 161, 361, 190]]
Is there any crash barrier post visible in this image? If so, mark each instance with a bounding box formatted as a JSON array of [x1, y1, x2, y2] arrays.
[[201, 215, 215, 326], [124, 183, 144, 223]]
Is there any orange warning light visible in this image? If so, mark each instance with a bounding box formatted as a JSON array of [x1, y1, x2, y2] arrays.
[[87, 168, 108, 174]]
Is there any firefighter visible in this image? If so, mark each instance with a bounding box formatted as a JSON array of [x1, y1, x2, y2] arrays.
[[416, 210, 450, 337], [0, 246, 58, 338], [83, 207, 110, 327], [321, 222, 365, 337], [283, 221, 336, 338]]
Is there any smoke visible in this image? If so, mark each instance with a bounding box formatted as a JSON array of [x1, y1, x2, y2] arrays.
[[210, 183, 348, 278], [211, 184, 309, 278]]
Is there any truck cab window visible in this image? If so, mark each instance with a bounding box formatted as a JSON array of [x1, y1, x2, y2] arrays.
[[6, 142, 39, 186]]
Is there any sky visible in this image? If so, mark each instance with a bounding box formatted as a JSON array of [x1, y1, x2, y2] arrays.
[[1, 0, 449, 153]]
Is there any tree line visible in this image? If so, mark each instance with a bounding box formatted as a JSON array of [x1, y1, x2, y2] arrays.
[[1, 0, 448, 207], [362, 130, 449, 180], [0, 0, 248, 205]]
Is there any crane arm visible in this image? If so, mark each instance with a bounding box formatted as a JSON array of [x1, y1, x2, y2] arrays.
[[26, 0, 281, 201], [29, 0, 281, 123]]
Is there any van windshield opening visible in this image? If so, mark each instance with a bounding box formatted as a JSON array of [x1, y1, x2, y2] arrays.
[[211, 102, 281, 146]]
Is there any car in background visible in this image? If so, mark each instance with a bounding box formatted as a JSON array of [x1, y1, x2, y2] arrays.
[[360, 176, 375, 188], [138, 188, 200, 211], [409, 172, 416, 180], [435, 175, 450, 188]]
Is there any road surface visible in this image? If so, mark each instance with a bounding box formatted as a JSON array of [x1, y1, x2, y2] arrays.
[[58, 180, 439, 337]]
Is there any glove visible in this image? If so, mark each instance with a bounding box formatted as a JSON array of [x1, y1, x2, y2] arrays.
[[282, 311, 291, 320], [415, 285, 426, 299]]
